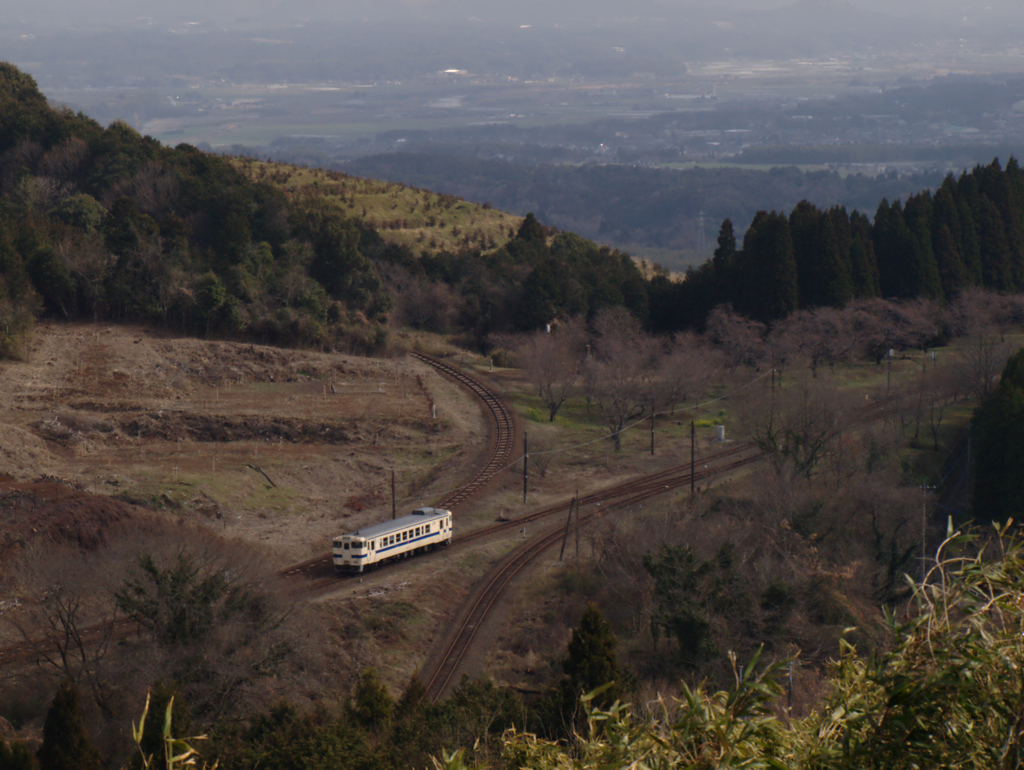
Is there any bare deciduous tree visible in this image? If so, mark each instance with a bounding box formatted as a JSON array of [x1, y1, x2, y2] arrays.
[[102, 161, 179, 219], [955, 327, 1013, 401], [742, 375, 849, 479], [584, 308, 657, 450], [847, 297, 939, 362], [38, 137, 89, 181], [521, 318, 586, 422], [53, 234, 114, 320], [657, 332, 723, 412], [774, 307, 862, 378], [3, 544, 118, 717], [704, 305, 766, 370]]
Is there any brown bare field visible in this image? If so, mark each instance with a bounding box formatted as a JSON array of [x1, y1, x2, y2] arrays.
[[0, 322, 517, 748], [0, 322, 489, 565]]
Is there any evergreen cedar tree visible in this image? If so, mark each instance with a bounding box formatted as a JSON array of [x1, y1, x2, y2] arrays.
[[972, 348, 1024, 522], [348, 669, 394, 729], [37, 680, 101, 770], [561, 604, 622, 710], [653, 156, 1024, 332]]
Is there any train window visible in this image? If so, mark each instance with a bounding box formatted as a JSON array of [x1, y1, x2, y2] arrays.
[[343, 543, 349, 550], [403, 531, 408, 541], [426, 524, 431, 532], [415, 527, 420, 536]]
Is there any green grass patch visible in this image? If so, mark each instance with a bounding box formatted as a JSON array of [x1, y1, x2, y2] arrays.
[[363, 600, 421, 637]]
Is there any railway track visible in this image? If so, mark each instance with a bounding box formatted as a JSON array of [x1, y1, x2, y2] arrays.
[[0, 352, 521, 670], [0, 617, 139, 669], [417, 386, 945, 699], [421, 442, 764, 701], [452, 440, 758, 547], [0, 356, 953, 676], [279, 352, 519, 583], [411, 353, 518, 512]]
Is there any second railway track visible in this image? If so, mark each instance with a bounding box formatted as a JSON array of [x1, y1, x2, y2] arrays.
[[421, 441, 764, 701]]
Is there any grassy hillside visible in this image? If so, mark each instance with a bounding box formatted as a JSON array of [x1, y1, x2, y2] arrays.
[[233, 157, 521, 256]]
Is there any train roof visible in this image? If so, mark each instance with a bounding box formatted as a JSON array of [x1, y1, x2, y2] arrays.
[[341, 507, 450, 539]]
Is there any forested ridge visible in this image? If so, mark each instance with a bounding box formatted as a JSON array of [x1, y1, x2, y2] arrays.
[[0, 62, 650, 358], [4, 58, 1024, 359], [651, 158, 1024, 332], [0, 63, 379, 353]]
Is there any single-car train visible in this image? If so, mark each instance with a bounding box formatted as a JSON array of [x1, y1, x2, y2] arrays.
[[333, 506, 452, 573]]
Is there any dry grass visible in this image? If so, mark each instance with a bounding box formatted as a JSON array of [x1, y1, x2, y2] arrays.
[[233, 157, 521, 255]]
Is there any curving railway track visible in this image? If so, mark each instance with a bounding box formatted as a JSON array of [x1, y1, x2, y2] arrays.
[[0, 352, 521, 670], [278, 351, 520, 583], [420, 441, 764, 701], [411, 352, 518, 512], [416, 385, 945, 699], [0, 617, 139, 669]]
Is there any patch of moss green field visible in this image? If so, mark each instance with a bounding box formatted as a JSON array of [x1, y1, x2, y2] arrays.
[[362, 600, 424, 638], [234, 158, 520, 254], [489, 332, 987, 496], [187, 470, 308, 514], [120, 466, 309, 519]]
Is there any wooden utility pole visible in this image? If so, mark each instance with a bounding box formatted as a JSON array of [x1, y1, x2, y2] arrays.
[[575, 488, 580, 558], [523, 432, 528, 504], [691, 421, 696, 496], [559, 496, 576, 561]]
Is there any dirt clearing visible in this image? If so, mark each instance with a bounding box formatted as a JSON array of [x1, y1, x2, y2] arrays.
[[0, 323, 486, 565]]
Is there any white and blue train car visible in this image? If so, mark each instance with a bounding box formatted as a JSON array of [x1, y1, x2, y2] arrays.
[[333, 506, 452, 573]]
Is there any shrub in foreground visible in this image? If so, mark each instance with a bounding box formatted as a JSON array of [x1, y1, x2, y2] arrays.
[[436, 521, 1024, 769]]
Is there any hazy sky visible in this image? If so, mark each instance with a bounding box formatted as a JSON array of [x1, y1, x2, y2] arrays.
[[2, 0, 1021, 27]]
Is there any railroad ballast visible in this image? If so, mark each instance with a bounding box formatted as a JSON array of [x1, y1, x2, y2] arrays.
[[333, 507, 452, 573]]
